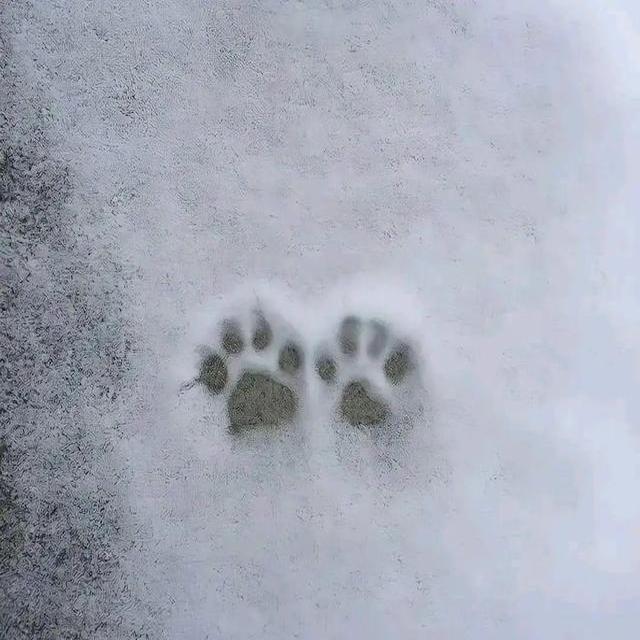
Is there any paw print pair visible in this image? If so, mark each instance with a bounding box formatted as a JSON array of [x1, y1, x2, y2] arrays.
[[194, 306, 419, 433]]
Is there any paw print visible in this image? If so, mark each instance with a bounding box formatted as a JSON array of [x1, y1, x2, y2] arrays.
[[314, 315, 416, 426], [196, 308, 305, 432]]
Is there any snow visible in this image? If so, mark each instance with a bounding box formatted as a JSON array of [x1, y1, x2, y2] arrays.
[[2, 0, 639, 637]]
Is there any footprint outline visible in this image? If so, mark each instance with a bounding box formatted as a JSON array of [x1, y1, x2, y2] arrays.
[[314, 314, 418, 427], [196, 308, 305, 433]]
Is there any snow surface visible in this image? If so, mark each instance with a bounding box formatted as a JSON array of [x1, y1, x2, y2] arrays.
[[2, 0, 639, 638]]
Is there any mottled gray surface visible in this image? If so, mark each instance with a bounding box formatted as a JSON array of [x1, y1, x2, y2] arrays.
[[1, 4, 143, 636]]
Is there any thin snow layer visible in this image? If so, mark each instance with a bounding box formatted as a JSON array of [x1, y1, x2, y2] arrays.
[[3, 0, 640, 638]]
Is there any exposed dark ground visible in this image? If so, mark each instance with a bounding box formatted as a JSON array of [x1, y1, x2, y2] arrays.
[[1, 4, 148, 636]]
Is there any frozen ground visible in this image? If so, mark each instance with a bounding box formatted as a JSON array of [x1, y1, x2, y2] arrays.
[[2, 0, 640, 638]]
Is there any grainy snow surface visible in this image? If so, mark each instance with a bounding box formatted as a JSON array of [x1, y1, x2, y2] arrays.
[[1, 1, 639, 638]]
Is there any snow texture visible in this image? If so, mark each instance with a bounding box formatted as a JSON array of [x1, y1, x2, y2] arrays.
[[2, 0, 640, 638]]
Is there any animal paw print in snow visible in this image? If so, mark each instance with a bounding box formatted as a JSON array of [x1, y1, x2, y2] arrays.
[[197, 309, 305, 432], [314, 315, 416, 426]]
